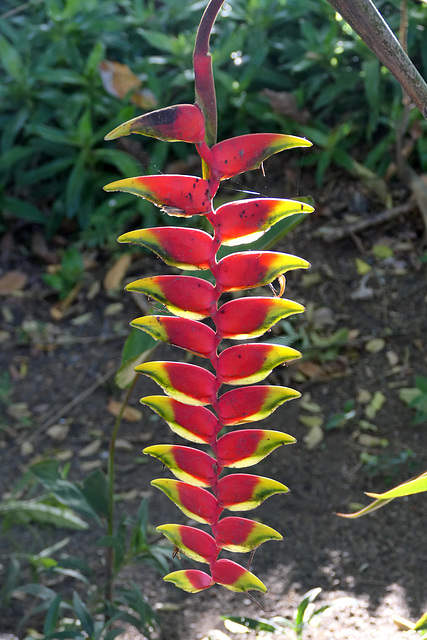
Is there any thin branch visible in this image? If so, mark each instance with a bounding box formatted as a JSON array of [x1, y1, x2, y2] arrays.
[[315, 201, 417, 242], [327, 0, 427, 118]]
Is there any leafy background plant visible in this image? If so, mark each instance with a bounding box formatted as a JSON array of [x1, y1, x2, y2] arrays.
[[1, 0, 427, 247]]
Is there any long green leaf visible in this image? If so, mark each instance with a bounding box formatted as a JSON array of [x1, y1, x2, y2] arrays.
[[43, 593, 62, 636], [366, 470, 427, 500], [116, 328, 158, 389], [0, 34, 24, 79], [72, 592, 94, 637], [2, 196, 47, 225], [0, 500, 89, 530]]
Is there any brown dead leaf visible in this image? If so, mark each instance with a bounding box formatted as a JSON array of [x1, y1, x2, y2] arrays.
[[409, 172, 427, 238], [31, 232, 57, 264], [46, 424, 70, 442], [261, 88, 310, 124], [296, 361, 328, 380], [99, 60, 157, 109], [81, 460, 103, 472], [117, 489, 140, 501], [107, 398, 142, 423], [79, 440, 102, 457], [21, 442, 34, 456], [50, 284, 81, 320], [303, 425, 324, 449], [115, 438, 134, 451], [0, 271, 27, 295], [104, 254, 132, 292]]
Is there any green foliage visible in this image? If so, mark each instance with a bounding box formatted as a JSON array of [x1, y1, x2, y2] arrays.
[[0, 457, 167, 636], [0, 0, 192, 245], [360, 448, 417, 481], [2, 0, 426, 244], [223, 587, 349, 639], [42, 247, 85, 298], [399, 376, 427, 425]]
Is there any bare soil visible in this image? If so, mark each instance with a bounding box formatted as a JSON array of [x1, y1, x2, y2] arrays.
[[1, 168, 426, 640]]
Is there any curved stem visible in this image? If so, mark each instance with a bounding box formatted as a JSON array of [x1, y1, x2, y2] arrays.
[[327, 0, 427, 118], [193, 0, 225, 147], [105, 375, 138, 603]]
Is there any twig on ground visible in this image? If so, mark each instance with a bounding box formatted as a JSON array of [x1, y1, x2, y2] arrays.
[[315, 201, 417, 242]]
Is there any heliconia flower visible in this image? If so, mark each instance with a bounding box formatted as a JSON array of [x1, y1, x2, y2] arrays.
[[216, 343, 301, 385], [215, 297, 305, 339], [215, 198, 314, 246], [140, 396, 221, 444], [143, 444, 218, 486], [126, 275, 216, 319], [118, 227, 215, 271], [157, 524, 218, 563], [105, 104, 206, 143], [152, 479, 220, 524], [209, 133, 312, 180], [106, 0, 312, 596], [136, 361, 217, 406], [217, 385, 300, 426], [216, 429, 296, 468], [104, 175, 212, 216], [163, 569, 214, 593], [215, 517, 282, 552], [210, 559, 267, 592], [217, 473, 289, 511], [131, 316, 216, 358], [215, 251, 309, 291]]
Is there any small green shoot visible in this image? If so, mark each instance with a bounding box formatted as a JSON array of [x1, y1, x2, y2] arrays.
[[399, 376, 427, 425], [223, 587, 351, 639], [42, 247, 85, 299], [360, 449, 417, 481], [326, 400, 356, 430]]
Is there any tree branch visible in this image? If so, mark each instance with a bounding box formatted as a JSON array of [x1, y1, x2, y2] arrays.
[[327, 0, 427, 118]]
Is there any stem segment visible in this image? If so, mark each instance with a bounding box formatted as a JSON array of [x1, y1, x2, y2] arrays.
[[105, 375, 138, 602], [193, 0, 225, 147]]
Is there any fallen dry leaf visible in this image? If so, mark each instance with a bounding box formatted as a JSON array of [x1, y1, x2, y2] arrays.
[[365, 338, 386, 353], [80, 460, 103, 472], [46, 424, 70, 442], [117, 489, 139, 501], [99, 60, 157, 109], [261, 88, 310, 124], [107, 398, 142, 423], [296, 361, 328, 380], [357, 434, 386, 447], [21, 442, 34, 456], [104, 254, 132, 292], [50, 284, 81, 320], [115, 438, 134, 451], [31, 232, 57, 264], [303, 424, 324, 449], [0, 271, 27, 295], [78, 439, 102, 457]]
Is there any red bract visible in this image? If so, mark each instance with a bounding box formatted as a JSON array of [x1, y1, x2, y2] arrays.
[[105, 0, 312, 595]]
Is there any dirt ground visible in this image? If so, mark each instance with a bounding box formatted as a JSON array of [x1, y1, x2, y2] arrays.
[[0, 166, 426, 640]]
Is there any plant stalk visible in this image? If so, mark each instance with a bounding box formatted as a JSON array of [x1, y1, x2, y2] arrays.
[[105, 375, 138, 603], [193, 0, 225, 147], [326, 0, 427, 118]]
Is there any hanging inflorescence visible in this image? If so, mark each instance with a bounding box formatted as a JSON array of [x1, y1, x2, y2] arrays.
[[104, 0, 312, 595]]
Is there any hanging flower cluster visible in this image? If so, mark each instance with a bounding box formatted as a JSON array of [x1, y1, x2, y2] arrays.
[[104, 0, 312, 594]]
